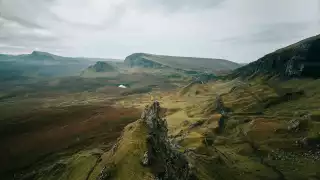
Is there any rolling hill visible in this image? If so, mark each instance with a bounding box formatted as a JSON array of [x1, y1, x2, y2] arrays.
[[80, 61, 121, 78], [124, 53, 240, 74], [0, 51, 118, 80], [85, 61, 118, 73], [231, 34, 320, 79], [0, 51, 89, 64]]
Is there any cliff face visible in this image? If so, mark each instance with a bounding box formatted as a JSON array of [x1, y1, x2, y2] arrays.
[[124, 53, 240, 73], [232, 34, 320, 78], [141, 102, 196, 180]]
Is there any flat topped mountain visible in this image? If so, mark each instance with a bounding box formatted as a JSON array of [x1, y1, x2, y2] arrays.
[[124, 53, 240, 73], [30, 51, 55, 57], [232, 34, 320, 79]]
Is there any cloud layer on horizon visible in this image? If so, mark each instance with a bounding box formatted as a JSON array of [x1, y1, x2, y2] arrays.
[[0, 0, 319, 62]]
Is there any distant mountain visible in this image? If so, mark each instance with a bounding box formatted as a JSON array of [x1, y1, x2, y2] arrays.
[[124, 53, 240, 74], [231, 34, 320, 79], [0, 51, 98, 80], [86, 61, 117, 72]]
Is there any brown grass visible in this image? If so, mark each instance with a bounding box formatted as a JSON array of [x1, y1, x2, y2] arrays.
[[0, 104, 140, 176]]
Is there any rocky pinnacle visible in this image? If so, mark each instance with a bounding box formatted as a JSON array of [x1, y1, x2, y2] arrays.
[[141, 101, 197, 180]]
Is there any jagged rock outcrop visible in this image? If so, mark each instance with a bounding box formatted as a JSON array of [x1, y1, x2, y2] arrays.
[[95, 102, 196, 180], [141, 102, 197, 180], [287, 119, 301, 131], [141, 151, 150, 166]]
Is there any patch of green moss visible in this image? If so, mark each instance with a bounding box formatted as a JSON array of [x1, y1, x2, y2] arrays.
[[98, 120, 153, 180]]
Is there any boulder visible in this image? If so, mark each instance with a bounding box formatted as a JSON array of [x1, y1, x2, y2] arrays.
[[141, 151, 150, 166], [97, 163, 116, 180], [287, 119, 301, 131], [287, 118, 309, 132]]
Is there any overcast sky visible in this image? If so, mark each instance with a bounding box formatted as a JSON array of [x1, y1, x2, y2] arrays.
[[0, 0, 319, 62]]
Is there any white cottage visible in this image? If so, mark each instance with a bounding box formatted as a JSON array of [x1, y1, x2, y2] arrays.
[[118, 85, 127, 88]]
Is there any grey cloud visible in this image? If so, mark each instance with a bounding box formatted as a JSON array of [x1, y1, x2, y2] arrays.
[[247, 22, 313, 43], [0, 44, 66, 54], [0, 0, 65, 53], [162, 0, 225, 8], [214, 22, 314, 44], [0, 21, 64, 54], [0, 0, 70, 31], [78, 0, 227, 28], [137, 0, 226, 12], [0, 0, 50, 28], [0, 44, 25, 50], [0, 32, 67, 51], [0, 35, 61, 47], [0, 0, 221, 32], [0, 19, 58, 42], [50, 3, 126, 30], [0, 14, 43, 29], [0, 0, 319, 62]]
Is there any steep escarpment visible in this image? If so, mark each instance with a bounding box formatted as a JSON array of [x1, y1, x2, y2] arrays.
[[124, 53, 240, 73], [231, 34, 320, 79]]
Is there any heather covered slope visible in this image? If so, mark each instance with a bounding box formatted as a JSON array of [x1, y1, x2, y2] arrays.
[[124, 53, 240, 73]]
